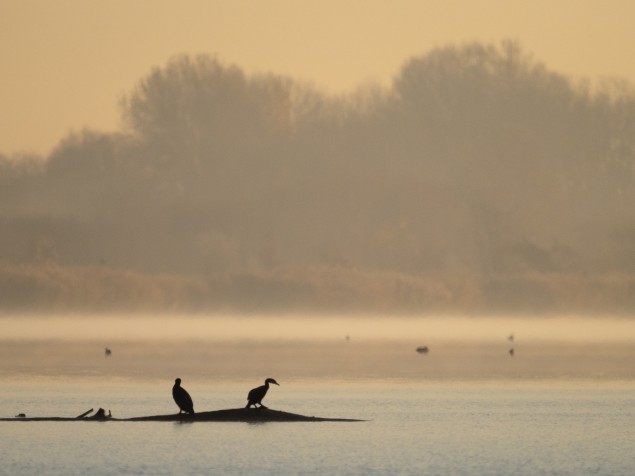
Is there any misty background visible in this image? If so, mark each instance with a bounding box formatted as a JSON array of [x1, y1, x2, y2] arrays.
[[2, 41, 635, 315]]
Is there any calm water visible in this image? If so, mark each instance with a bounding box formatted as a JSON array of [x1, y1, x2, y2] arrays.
[[1, 315, 635, 474], [1, 378, 634, 475]]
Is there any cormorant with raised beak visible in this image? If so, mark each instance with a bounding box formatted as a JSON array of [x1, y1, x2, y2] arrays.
[[172, 378, 194, 414], [245, 378, 279, 409]]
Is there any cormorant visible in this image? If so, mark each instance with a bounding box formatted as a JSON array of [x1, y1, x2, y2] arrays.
[[509, 348, 515, 357], [245, 378, 279, 409], [105, 347, 112, 357], [172, 378, 195, 414]]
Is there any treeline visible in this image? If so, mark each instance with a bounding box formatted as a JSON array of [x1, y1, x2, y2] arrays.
[[2, 41, 635, 313]]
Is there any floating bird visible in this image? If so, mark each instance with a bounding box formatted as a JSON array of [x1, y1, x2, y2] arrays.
[[245, 378, 279, 409], [416, 346, 429, 354], [172, 378, 195, 414], [509, 348, 515, 357], [104, 348, 112, 357], [15, 413, 26, 418]]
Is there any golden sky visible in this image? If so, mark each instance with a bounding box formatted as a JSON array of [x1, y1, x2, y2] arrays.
[[2, 0, 635, 155]]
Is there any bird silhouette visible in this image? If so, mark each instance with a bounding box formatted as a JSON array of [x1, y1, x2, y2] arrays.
[[245, 378, 279, 409], [104, 347, 112, 357], [172, 378, 194, 414]]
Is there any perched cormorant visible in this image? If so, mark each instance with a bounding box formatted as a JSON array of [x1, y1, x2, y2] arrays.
[[172, 378, 195, 414], [245, 378, 279, 409], [105, 347, 112, 357], [509, 348, 515, 357]]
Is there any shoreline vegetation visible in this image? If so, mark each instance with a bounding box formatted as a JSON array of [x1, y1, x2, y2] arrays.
[[1, 407, 364, 423], [3, 42, 635, 319], [2, 263, 635, 315]]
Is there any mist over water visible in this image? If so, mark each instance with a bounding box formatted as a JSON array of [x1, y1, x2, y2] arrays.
[[3, 314, 635, 342], [3, 39, 635, 476], [2, 314, 634, 381], [1, 41, 634, 428]]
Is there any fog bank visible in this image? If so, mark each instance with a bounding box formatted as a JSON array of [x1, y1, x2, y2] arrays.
[[2, 41, 635, 314]]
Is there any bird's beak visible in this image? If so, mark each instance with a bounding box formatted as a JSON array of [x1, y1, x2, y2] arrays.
[[274, 382, 280, 386]]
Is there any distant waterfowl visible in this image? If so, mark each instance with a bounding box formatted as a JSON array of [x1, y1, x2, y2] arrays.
[[172, 378, 195, 414], [104, 348, 112, 357], [245, 378, 279, 409], [508, 334, 514, 343], [509, 348, 515, 357], [416, 346, 429, 354], [15, 413, 25, 418]]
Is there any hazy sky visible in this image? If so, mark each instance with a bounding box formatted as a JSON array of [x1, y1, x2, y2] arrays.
[[2, 0, 635, 156]]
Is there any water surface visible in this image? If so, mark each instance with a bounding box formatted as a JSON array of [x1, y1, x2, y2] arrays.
[[1, 379, 634, 475], [1, 315, 634, 474]]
